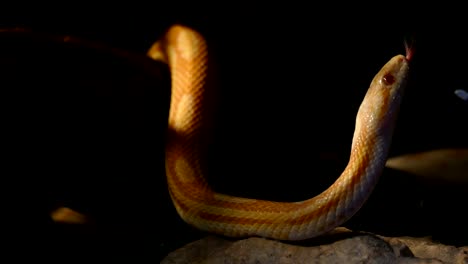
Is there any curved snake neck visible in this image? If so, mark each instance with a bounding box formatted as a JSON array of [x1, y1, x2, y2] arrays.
[[148, 25, 411, 240]]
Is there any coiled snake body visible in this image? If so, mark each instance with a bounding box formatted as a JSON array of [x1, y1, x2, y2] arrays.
[[148, 25, 411, 240]]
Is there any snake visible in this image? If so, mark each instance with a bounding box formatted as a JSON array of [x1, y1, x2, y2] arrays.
[[147, 24, 412, 240]]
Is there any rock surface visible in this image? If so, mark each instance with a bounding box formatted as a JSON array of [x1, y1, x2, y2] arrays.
[[161, 230, 468, 264]]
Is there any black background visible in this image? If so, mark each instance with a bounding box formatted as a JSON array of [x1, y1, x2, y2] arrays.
[[2, 3, 467, 262]]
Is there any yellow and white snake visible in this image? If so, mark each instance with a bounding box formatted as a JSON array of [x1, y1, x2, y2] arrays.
[[148, 24, 411, 240]]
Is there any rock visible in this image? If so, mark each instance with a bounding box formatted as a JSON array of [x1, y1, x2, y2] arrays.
[[161, 231, 468, 264], [381, 236, 468, 264]]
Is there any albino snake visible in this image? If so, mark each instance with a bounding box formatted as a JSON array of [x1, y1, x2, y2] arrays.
[[148, 24, 412, 240]]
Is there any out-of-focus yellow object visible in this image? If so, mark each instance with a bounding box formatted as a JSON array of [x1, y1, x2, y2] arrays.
[[386, 148, 468, 184], [50, 206, 88, 225]]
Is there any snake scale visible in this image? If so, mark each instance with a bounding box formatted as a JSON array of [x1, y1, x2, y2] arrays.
[[148, 24, 411, 240]]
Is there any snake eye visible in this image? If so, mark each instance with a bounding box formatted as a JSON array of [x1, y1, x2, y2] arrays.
[[382, 74, 395, 85]]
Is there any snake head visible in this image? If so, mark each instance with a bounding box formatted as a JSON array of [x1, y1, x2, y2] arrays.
[[356, 54, 410, 138]]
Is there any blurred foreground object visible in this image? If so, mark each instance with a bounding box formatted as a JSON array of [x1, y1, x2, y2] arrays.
[[50, 207, 89, 225], [386, 148, 468, 184], [454, 89, 468, 101]]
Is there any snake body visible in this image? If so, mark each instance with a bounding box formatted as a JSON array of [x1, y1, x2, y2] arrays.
[[148, 25, 411, 240]]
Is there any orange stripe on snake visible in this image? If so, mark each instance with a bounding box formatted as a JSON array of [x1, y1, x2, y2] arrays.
[[148, 24, 411, 240]]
